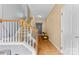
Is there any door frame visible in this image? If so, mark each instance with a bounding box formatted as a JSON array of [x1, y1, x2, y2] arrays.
[[36, 23, 42, 35]]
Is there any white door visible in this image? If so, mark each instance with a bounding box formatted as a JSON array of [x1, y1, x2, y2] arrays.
[[72, 5, 79, 55], [61, 5, 73, 55]]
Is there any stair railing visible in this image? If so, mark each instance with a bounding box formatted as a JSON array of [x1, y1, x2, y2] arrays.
[[0, 19, 38, 54], [18, 19, 38, 54]]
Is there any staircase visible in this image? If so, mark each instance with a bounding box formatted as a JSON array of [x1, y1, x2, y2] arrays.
[[0, 19, 38, 55]]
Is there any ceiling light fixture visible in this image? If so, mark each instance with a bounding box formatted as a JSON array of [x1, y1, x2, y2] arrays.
[[37, 15, 42, 18]]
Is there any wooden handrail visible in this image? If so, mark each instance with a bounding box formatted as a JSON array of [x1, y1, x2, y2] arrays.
[[0, 19, 18, 22], [0, 19, 38, 33], [0, 19, 38, 53]]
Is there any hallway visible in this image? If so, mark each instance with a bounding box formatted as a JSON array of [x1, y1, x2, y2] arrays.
[[38, 37, 61, 55]]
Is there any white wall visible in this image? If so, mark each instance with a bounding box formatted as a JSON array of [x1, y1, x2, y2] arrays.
[[0, 5, 26, 38], [2, 4, 26, 19], [45, 5, 64, 50], [0, 5, 2, 18], [0, 5, 33, 55]]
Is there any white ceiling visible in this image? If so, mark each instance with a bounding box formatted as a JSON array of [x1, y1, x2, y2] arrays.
[[29, 4, 54, 20], [0, 4, 54, 20]]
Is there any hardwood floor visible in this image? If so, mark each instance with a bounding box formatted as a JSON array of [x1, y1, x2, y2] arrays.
[[38, 36, 61, 55]]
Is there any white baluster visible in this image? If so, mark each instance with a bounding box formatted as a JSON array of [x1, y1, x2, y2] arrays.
[[12, 23, 15, 42], [20, 25, 22, 42], [6, 22, 9, 43], [2, 23, 3, 43], [16, 22, 18, 42], [24, 27, 26, 42], [33, 38, 35, 49], [20, 24, 22, 42], [9, 22, 11, 43], [31, 38, 33, 48], [27, 26, 29, 45], [12, 22, 13, 42], [4, 22, 7, 43], [5, 22, 7, 43], [30, 27, 32, 46], [8, 22, 10, 43], [25, 27, 27, 42], [14, 22, 16, 42], [0, 23, 2, 43]]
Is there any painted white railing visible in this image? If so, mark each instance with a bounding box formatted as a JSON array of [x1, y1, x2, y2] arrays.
[[0, 19, 38, 54]]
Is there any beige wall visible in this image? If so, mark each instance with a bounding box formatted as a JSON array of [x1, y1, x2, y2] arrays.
[[45, 4, 64, 50]]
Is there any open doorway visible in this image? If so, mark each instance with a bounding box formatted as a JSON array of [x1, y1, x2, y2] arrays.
[[36, 23, 42, 35]]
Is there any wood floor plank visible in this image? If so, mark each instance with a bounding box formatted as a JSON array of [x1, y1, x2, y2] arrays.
[[38, 36, 61, 55]]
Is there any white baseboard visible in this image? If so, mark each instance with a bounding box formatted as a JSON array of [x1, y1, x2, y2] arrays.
[[49, 39, 61, 53]]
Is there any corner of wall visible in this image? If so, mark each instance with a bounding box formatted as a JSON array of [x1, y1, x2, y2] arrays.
[[45, 4, 64, 51]]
